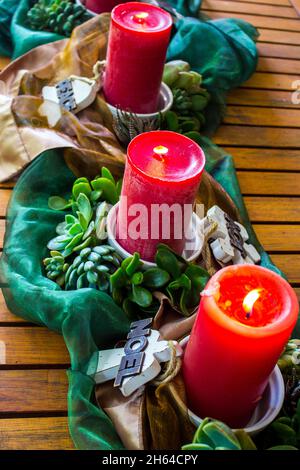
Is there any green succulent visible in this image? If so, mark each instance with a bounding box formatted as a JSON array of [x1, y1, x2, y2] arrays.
[[64, 245, 121, 291], [182, 418, 256, 450], [278, 339, 300, 376], [155, 244, 210, 316], [110, 252, 170, 319], [48, 167, 122, 211], [43, 250, 69, 286], [162, 60, 210, 143], [27, 0, 92, 37]]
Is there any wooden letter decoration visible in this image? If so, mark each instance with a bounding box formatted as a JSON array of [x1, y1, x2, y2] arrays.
[[203, 205, 261, 266], [55, 79, 77, 112], [86, 319, 182, 397]]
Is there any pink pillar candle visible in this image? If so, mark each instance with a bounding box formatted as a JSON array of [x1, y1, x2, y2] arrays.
[[85, 0, 126, 14], [103, 2, 172, 114], [117, 131, 206, 261], [183, 265, 298, 428]]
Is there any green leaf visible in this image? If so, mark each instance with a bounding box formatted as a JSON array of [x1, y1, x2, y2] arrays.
[[122, 298, 136, 319], [91, 177, 118, 205], [90, 190, 102, 203], [181, 443, 213, 450], [155, 246, 181, 279], [116, 179, 123, 199], [73, 236, 92, 252], [77, 193, 92, 228], [68, 223, 82, 236], [87, 270, 98, 284], [203, 421, 241, 450], [143, 268, 170, 289], [48, 196, 71, 211], [125, 253, 141, 277], [268, 445, 299, 450], [234, 430, 257, 450], [131, 272, 144, 285], [72, 181, 92, 200], [110, 268, 127, 289], [101, 167, 115, 183], [131, 285, 152, 308]]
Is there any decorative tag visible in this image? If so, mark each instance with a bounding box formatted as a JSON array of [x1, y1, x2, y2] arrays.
[[39, 61, 105, 127], [86, 318, 182, 397], [203, 205, 261, 265]]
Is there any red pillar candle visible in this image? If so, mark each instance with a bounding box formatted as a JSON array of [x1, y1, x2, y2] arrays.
[[183, 265, 298, 428], [103, 2, 172, 114], [85, 0, 126, 14], [117, 131, 205, 261]]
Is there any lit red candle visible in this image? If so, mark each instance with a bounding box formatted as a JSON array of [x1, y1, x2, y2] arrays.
[[85, 0, 126, 14], [117, 131, 205, 261], [183, 265, 298, 428], [103, 2, 172, 114]]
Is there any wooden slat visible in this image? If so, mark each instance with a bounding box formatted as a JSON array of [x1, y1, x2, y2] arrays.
[[242, 72, 299, 91], [0, 190, 11, 217], [258, 28, 300, 45], [0, 417, 73, 450], [258, 42, 300, 60], [245, 197, 300, 222], [253, 224, 300, 251], [290, 0, 300, 16], [224, 106, 300, 127], [203, 11, 300, 31], [227, 0, 290, 5], [0, 369, 68, 413], [202, 0, 298, 18], [225, 148, 300, 170], [0, 327, 69, 366], [0, 219, 4, 248], [271, 254, 300, 283], [257, 57, 300, 75], [0, 292, 27, 324], [227, 89, 299, 108], [214, 126, 300, 148], [238, 171, 300, 195]]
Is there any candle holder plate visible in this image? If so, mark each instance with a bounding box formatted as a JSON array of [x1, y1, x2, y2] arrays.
[[180, 336, 285, 436], [106, 202, 204, 268]]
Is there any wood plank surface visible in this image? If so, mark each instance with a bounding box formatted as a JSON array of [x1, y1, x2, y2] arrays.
[[271, 254, 300, 283], [214, 125, 300, 147], [242, 72, 299, 91], [0, 190, 11, 217], [227, 89, 299, 108], [257, 57, 300, 75], [225, 148, 300, 170], [0, 292, 27, 324], [202, 0, 298, 18], [253, 225, 300, 251], [0, 369, 68, 413], [204, 10, 300, 31], [224, 106, 300, 127], [0, 327, 69, 366], [0, 417, 74, 450], [258, 28, 300, 45], [258, 42, 300, 59], [237, 171, 300, 195], [244, 197, 300, 222]]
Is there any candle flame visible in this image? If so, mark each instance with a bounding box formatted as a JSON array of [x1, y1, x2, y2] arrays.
[[153, 145, 168, 156], [135, 12, 149, 19], [243, 289, 262, 316]]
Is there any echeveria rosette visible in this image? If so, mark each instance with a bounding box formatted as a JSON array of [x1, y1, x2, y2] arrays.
[[43, 250, 69, 287], [110, 253, 170, 320], [162, 60, 210, 144], [27, 0, 92, 37], [155, 244, 210, 316], [182, 417, 256, 450]]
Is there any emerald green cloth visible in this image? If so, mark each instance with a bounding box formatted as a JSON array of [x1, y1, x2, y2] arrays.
[[0, 0, 299, 451], [0, 0, 64, 59]]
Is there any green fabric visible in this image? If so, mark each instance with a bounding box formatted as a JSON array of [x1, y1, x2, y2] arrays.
[[0, 0, 299, 451], [0, 0, 64, 59]]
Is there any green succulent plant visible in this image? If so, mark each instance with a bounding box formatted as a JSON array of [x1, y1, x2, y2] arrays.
[[65, 245, 122, 291], [43, 250, 69, 286], [182, 418, 257, 450], [48, 167, 122, 211], [27, 0, 92, 37], [162, 60, 210, 142], [110, 252, 170, 319], [155, 244, 210, 316], [278, 339, 300, 376]]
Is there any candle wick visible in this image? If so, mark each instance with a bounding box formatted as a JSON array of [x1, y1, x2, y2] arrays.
[[153, 145, 168, 162]]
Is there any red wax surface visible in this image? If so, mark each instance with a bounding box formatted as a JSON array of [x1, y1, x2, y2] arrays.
[[117, 131, 205, 261], [183, 265, 298, 428], [85, 0, 126, 14], [103, 2, 172, 114]]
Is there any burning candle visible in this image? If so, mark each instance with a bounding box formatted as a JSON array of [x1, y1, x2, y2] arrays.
[[85, 0, 126, 14], [117, 131, 205, 261], [182, 265, 298, 428], [103, 2, 172, 114]]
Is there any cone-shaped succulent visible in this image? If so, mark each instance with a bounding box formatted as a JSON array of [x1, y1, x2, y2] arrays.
[[27, 0, 92, 37], [43, 250, 69, 287], [65, 245, 122, 291]]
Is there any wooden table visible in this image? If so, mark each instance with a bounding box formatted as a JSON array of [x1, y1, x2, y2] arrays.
[[0, 0, 299, 450]]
